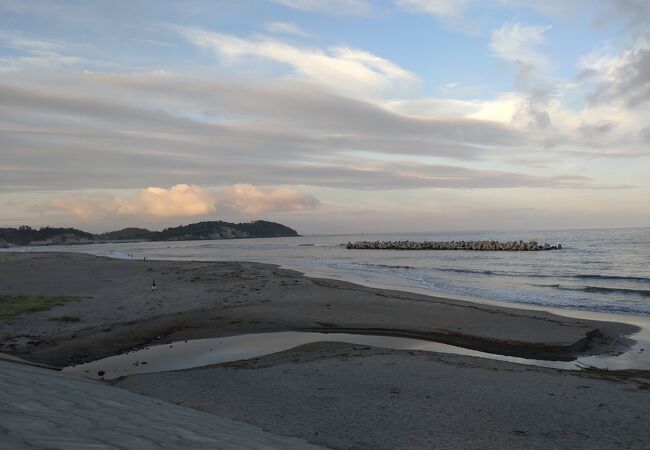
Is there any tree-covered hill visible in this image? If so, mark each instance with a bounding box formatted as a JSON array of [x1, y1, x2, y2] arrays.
[[0, 220, 299, 247]]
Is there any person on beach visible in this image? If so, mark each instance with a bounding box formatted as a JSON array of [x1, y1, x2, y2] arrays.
[[151, 279, 157, 292]]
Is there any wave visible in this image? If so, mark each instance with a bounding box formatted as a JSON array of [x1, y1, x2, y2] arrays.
[[548, 284, 650, 297], [434, 267, 495, 276], [573, 274, 650, 283], [365, 263, 416, 270], [431, 268, 650, 284], [340, 263, 650, 286]]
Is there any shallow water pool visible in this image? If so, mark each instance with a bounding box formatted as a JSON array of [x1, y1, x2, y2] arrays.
[[63, 331, 647, 380]]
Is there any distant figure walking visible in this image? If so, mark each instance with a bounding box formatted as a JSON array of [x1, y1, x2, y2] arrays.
[[151, 279, 157, 292]]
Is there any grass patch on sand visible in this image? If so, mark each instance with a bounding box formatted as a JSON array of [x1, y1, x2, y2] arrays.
[[0, 295, 81, 320], [48, 315, 81, 322]]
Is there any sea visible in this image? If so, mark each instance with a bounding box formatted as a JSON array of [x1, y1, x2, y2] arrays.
[[21, 227, 650, 317]]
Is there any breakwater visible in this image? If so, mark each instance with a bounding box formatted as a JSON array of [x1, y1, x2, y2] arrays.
[[346, 240, 562, 251]]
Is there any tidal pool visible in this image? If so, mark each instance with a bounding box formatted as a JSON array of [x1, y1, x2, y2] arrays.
[[62, 331, 647, 380]]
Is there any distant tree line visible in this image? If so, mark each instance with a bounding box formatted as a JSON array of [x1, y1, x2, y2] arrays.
[[0, 226, 93, 246], [0, 220, 299, 246]]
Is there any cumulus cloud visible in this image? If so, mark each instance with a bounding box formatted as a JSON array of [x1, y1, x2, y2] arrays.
[[43, 184, 320, 220], [174, 27, 419, 98], [46, 184, 216, 219], [218, 184, 320, 214], [111, 185, 217, 216]]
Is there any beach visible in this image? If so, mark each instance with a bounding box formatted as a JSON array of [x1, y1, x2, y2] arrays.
[[116, 342, 650, 450], [1, 252, 649, 449], [0, 252, 637, 365]]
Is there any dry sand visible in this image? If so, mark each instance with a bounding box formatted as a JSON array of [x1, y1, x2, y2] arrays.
[[116, 342, 650, 450]]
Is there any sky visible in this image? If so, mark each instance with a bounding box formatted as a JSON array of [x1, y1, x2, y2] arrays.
[[1, 0, 649, 234]]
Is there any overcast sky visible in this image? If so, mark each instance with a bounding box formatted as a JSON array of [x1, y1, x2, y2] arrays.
[[1, 0, 649, 233]]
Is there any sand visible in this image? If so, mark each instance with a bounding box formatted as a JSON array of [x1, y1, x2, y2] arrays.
[[0, 252, 636, 366], [1, 251, 648, 449], [116, 342, 650, 450], [0, 357, 326, 449]]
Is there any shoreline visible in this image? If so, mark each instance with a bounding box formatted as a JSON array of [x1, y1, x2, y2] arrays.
[[7, 241, 650, 320], [0, 252, 639, 368], [292, 263, 650, 350], [2, 251, 649, 449]]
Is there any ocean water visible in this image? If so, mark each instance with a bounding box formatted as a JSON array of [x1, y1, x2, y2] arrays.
[[22, 227, 650, 317]]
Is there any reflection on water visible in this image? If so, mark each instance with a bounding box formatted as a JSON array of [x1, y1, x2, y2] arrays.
[[63, 331, 648, 380]]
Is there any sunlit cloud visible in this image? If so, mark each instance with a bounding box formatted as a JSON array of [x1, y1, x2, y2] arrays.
[[219, 183, 321, 214], [43, 184, 321, 220]]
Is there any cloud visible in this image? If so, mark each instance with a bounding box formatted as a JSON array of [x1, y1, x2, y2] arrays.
[[489, 23, 557, 130], [489, 23, 550, 68], [246, 158, 618, 190], [44, 184, 321, 220], [218, 183, 320, 214], [271, 0, 372, 15], [46, 184, 216, 219], [395, 0, 468, 20], [111, 184, 217, 216], [596, 0, 650, 37], [497, 0, 573, 15], [45, 197, 102, 221], [577, 2, 650, 110], [585, 47, 650, 109], [0, 31, 65, 52], [641, 126, 650, 143], [174, 27, 419, 97], [0, 31, 86, 72], [264, 22, 308, 37], [2, 72, 639, 197], [577, 120, 617, 138], [40, 167, 617, 226]]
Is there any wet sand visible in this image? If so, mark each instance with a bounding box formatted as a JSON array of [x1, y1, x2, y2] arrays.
[[0, 252, 636, 366]]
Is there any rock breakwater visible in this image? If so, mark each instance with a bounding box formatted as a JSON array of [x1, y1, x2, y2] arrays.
[[346, 240, 562, 251]]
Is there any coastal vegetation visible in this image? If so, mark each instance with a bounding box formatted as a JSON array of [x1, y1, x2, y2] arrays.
[[0, 295, 81, 320], [0, 226, 93, 246], [0, 220, 299, 247]]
